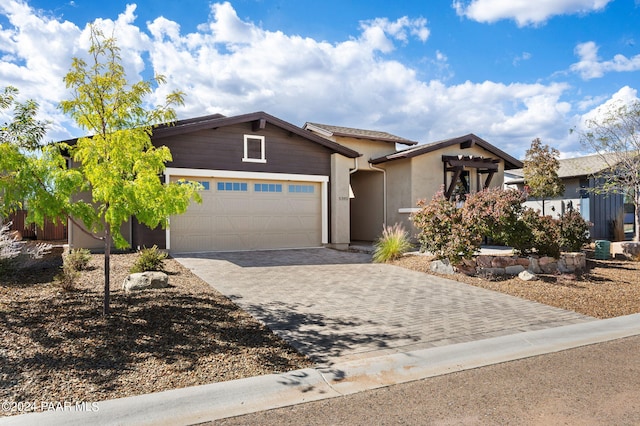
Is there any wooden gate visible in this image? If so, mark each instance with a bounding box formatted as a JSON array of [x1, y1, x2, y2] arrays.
[[7, 210, 67, 241]]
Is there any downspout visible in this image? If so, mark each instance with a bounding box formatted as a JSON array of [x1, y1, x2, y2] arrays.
[[349, 157, 359, 197], [368, 162, 387, 227], [350, 157, 359, 175]]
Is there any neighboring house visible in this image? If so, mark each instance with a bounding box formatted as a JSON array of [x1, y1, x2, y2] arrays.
[[504, 153, 635, 241], [304, 125, 523, 243], [68, 112, 523, 252]]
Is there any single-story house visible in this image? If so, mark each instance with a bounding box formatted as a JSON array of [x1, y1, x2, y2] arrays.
[[304, 124, 523, 243], [504, 153, 635, 241], [68, 111, 523, 253]]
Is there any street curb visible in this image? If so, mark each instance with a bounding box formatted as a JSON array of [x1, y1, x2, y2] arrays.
[[3, 314, 640, 426]]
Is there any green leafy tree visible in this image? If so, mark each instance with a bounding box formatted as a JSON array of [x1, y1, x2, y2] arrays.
[[522, 138, 564, 216], [577, 100, 640, 242], [0, 86, 50, 218], [59, 26, 201, 315]]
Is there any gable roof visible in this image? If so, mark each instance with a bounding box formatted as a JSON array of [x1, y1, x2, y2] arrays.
[[152, 112, 360, 158], [506, 152, 622, 183], [303, 122, 418, 146], [370, 133, 523, 169], [61, 112, 360, 159]]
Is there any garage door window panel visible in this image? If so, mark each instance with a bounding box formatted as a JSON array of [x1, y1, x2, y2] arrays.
[[255, 183, 282, 192], [217, 182, 248, 191]]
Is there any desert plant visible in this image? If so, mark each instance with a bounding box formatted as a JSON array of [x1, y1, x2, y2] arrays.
[[0, 221, 22, 273], [0, 221, 22, 259], [130, 245, 167, 273], [559, 210, 591, 252], [54, 262, 80, 291], [64, 248, 92, 271], [373, 223, 413, 263]]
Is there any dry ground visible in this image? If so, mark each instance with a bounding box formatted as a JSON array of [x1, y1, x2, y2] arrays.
[[392, 253, 640, 319], [1, 246, 638, 416], [0, 248, 312, 416]]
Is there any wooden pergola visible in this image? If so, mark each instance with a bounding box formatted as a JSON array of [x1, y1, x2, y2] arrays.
[[442, 155, 500, 199]]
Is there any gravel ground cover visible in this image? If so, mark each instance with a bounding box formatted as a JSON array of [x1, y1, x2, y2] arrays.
[[392, 253, 640, 319], [0, 249, 311, 416], [1, 247, 638, 416]]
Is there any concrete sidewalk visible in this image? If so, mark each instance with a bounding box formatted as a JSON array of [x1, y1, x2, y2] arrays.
[[5, 313, 640, 426]]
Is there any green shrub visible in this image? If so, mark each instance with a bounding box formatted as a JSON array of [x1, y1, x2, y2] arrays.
[[65, 248, 92, 271], [559, 210, 591, 252], [54, 261, 80, 292], [522, 209, 561, 258], [411, 191, 481, 264], [463, 188, 529, 248], [373, 223, 413, 263], [412, 188, 589, 264], [130, 245, 167, 273]]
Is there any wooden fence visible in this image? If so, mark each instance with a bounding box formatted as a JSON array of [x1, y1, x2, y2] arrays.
[[6, 210, 67, 241]]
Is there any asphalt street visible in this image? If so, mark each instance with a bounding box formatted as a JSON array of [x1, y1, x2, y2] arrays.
[[215, 336, 640, 425]]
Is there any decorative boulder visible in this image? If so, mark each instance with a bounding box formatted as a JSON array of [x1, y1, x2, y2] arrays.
[[538, 256, 558, 274], [491, 256, 516, 268], [518, 270, 539, 281], [123, 271, 169, 292], [528, 257, 542, 274], [505, 264, 525, 275], [430, 259, 456, 275]]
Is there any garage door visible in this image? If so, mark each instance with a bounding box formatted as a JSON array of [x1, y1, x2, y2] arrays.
[[169, 177, 322, 252]]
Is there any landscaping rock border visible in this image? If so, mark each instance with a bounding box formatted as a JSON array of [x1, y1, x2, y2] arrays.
[[464, 253, 586, 277]]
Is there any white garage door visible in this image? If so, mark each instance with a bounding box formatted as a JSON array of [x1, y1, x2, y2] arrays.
[[169, 177, 322, 252]]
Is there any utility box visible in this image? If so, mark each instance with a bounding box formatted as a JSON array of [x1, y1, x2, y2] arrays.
[[594, 240, 611, 260]]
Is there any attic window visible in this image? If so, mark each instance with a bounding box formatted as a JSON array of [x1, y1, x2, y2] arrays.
[[243, 134, 266, 163]]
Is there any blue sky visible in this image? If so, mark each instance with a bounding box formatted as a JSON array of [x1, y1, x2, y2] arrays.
[[1, 0, 639, 159]]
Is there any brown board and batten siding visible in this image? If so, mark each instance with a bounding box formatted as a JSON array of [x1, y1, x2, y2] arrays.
[[130, 112, 359, 250], [159, 123, 332, 176]]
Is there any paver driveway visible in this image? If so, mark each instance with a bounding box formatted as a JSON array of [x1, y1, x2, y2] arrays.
[[174, 248, 594, 365]]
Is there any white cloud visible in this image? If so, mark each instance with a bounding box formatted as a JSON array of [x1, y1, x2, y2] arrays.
[[512, 51, 532, 66], [452, 0, 612, 26], [570, 41, 640, 80], [579, 86, 639, 124], [0, 1, 636, 160]]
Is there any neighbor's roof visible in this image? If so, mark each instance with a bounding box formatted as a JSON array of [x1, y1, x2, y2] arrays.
[[506, 152, 623, 182], [303, 122, 418, 146], [370, 133, 523, 169]]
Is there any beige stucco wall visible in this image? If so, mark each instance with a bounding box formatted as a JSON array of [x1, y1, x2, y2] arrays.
[[330, 153, 353, 249], [68, 189, 132, 251], [324, 136, 397, 162], [69, 217, 131, 252], [383, 160, 413, 234], [350, 170, 384, 241], [383, 144, 508, 239]]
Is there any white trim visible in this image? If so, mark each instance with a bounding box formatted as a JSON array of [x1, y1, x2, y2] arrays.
[[166, 168, 329, 183], [321, 181, 328, 244], [165, 168, 329, 248], [243, 134, 266, 163], [399, 208, 420, 214], [304, 123, 334, 138]]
